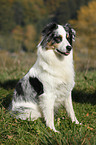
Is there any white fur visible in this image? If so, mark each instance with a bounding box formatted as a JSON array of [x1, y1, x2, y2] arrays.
[[11, 24, 79, 132]]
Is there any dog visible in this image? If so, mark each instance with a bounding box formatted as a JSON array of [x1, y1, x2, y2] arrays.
[[10, 23, 80, 132]]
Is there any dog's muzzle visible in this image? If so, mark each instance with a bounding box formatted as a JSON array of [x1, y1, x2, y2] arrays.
[[55, 45, 72, 56]]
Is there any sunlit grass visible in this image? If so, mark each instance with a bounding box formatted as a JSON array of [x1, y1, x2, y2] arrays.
[[0, 51, 96, 145]]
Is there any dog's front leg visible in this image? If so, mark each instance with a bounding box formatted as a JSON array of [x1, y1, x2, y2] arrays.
[[39, 94, 58, 132], [64, 92, 79, 124]]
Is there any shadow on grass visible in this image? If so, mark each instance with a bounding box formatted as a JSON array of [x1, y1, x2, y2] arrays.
[[0, 79, 19, 109], [1, 94, 12, 109], [0, 79, 19, 90], [72, 89, 96, 105]]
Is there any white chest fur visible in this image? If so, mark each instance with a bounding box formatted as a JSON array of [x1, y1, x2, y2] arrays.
[[29, 47, 75, 99]]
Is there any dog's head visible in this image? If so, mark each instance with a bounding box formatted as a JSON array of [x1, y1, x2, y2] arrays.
[[40, 22, 76, 56]]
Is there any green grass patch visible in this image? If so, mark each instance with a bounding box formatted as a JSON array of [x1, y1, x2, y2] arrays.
[[0, 52, 96, 145]]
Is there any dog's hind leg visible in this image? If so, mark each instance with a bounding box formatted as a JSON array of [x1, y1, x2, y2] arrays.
[[64, 92, 79, 124], [39, 94, 59, 132], [11, 101, 42, 121]]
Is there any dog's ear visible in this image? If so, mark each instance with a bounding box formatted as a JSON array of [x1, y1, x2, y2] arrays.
[[41, 22, 58, 48], [64, 23, 76, 45], [42, 22, 58, 36]]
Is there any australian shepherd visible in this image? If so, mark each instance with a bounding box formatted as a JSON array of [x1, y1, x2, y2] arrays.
[[10, 23, 80, 132]]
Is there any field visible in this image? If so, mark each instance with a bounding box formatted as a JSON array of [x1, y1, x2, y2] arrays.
[[0, 51, 96, 145]]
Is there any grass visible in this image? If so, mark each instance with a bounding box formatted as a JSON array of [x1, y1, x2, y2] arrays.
[[0, 50, 96, 145]]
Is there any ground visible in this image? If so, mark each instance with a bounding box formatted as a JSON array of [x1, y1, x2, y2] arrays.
[[0, 51, 96, 145]]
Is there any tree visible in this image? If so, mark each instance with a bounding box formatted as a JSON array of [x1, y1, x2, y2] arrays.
[[70, 0, 96, 69], [0, 0, 15, 33], [23, 25, 37, 52], [71, 0, 96, 49], [22, 0, 47, 25], [54, 0, 77, 24], [44, 0, 63, 14], [53, 0, 92, 24], [12, 0, 24, 26]]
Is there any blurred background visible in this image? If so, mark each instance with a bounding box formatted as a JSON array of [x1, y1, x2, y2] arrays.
[[0, 0, 96, 71]]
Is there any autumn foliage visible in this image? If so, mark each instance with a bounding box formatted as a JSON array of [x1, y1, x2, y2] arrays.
[[70, 1, 96, 70], [0, 0, 95, 60]]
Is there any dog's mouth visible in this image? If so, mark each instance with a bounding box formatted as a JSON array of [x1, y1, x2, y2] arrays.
[[55, 49, 70, 56]]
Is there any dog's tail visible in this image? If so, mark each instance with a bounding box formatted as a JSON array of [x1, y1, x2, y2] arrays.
[[9, 101, 41, 121]]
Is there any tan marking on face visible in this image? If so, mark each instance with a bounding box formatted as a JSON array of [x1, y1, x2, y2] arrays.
[[46, 40, 60, 51], [66, 34, 68, 38], [46, 41, 55, 50]]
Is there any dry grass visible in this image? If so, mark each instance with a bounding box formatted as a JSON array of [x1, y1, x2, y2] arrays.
[[0, 50, 37, 82]]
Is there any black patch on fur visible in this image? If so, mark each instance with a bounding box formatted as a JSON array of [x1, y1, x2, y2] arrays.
[[41, 22, 58, 47], [64, 23, 75, 46], [42, 22, 58, 36], [29, 77, 44, 96], [53, 35, 62, 43], [15, 82, 24, 96]]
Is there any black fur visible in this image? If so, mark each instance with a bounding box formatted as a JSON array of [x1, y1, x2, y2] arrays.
[[42, 22, 58, 36], [64, 23, 75, 45], [29, 77, 44, 96], [41, 22, 58, 47], [15, 82, 24, 96], [53, 35, 62, 43]]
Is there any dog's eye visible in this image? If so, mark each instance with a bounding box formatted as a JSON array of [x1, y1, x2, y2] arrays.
[[54, 36, 62, 43]]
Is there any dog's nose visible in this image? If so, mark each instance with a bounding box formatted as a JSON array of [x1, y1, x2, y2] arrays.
[[66, 46, 72, 51]]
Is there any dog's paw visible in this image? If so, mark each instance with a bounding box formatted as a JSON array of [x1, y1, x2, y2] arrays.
[[51, 129, 60, 133], [75, 120, 79, 124], [54, 129, 60, 133], [73, 120, 82, 125], [49, 127, 60, 133]]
